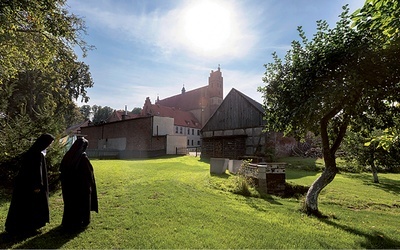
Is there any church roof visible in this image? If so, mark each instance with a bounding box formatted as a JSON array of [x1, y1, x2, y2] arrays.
[[156, 86, 208, 111], [145, 104, 201, 129]]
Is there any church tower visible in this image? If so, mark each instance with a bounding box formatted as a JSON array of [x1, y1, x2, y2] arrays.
[[154, 66, 224, 126], [207, 65, 223, 117]]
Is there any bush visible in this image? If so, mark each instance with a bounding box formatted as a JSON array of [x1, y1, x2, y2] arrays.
[[231, 160, 257, 197]]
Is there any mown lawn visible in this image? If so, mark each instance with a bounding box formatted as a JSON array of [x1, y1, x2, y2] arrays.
[[0, 156, 399, 249]]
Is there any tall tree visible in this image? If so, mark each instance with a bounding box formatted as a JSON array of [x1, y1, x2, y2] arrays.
[[258, 6, 400, 215], [80, 105, 92, 120], [0, 0, 93, 164], [132, 107, 142, 115], [92, 106, 114, 124]]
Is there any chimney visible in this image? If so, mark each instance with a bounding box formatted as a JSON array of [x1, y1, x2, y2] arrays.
[[122, 105, 128, 120]]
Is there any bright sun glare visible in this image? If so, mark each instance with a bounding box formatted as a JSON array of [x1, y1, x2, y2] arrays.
[[183, 1, 232, 53]]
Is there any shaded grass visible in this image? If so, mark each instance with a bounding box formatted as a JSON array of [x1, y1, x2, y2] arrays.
[[0, 156, 399, 249]]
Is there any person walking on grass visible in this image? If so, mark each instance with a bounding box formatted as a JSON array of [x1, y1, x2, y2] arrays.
[[59, 137, 98, 230], [5, 133, 55, 235]]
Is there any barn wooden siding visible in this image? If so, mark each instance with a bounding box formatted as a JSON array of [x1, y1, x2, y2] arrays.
[[201, 88, 296, 160], [202, 136, 246, 159]]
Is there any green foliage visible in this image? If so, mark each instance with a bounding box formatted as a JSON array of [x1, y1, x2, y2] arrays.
[[0, 113, 61, 161], [365, 127, 400, 152], [92, 105, 114, 123], [351, 0, 400, 153], [131, 107, 142, 115], [0, 111, 65, 188], [352, 0, 400, 41], [80, 105, 92, 120], [0, 0, 94, 183], [63, 103, 85, 128], [259, 4, 400, 213], [343, 129, 400, 173], [231, 160, 256, 196], [259, 6, 400, 145]]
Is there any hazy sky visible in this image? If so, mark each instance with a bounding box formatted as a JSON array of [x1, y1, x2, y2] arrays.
[[67, 0, 365, 111]]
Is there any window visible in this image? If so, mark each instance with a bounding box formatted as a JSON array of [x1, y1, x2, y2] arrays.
[[191, 140, 194, 146], [175, 126, 178, 133], [197, 130, 200, 135], [180, 127, 182, 134], [197, 141, 200, 145], [188, 128, 190, 134], [192, 129, 194, 135], [187, 139, 189, 145]]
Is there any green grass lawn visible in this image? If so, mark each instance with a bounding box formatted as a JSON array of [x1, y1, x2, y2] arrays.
[[1, 156, 399, 249]]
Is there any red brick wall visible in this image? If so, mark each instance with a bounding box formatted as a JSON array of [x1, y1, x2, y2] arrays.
[[80, 117, 166, 151], [81, 125, 102, 149]]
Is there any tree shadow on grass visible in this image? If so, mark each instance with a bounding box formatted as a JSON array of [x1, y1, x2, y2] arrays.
[[318, 217, 400, 249], [0, 225, 85, 249], [344, 173, 400, 195]]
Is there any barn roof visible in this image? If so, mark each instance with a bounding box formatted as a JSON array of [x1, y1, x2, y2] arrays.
[[202, 88, 265, 131]]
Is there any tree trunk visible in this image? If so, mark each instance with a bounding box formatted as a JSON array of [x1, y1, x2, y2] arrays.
[[304, 154, 338, 216], [370, 160, 379, 183], [304, 113, 345, 216]]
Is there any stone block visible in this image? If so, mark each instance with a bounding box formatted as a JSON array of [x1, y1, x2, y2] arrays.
[[210, 158, 229, 174], [233, 129, 246, 135], [224, 130, 234, 136], [228, 159, 243, 174], [214, 131, 223, 136]]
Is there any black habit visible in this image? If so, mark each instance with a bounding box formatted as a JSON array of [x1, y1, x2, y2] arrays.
[[60, 137, 98, 229], [5, 133, 55, 234]]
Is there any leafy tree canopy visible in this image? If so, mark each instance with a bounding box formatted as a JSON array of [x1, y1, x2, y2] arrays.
[[352, 0, 400, 151], [0, 0, 94, 166], [92, 105, 114, 124], [258, 5, 400, 215], [132, 107, 142, 115], [352, 0, 399, 41]]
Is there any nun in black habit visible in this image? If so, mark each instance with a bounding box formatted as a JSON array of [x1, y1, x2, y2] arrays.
[[60, 137, 98, 230], [5, 133, 55, 234]]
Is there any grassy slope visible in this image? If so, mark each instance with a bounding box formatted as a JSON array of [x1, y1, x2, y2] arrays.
[[0, 156, 399, 249]]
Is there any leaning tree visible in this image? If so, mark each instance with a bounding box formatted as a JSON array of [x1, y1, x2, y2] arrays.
[[258, 6, 400, 215]]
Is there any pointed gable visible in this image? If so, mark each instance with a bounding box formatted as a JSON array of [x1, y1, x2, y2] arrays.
[[202, 88, 265, 131]]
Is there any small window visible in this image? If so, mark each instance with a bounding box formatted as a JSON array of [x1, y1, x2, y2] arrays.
[[180, 127, 182, 134], [197, 130, 200, 135], [197, 141, 200, 145], [175, 126, 178, 133], [192, 129, 194, 135], [191, 140, 194, 146], [187, 139, 189, 145]]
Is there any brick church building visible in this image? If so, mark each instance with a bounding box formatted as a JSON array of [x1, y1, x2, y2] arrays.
[[152, 66, 224, 126]]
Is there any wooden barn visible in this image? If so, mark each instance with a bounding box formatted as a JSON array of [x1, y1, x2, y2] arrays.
[[201, 88, 296, 160]]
